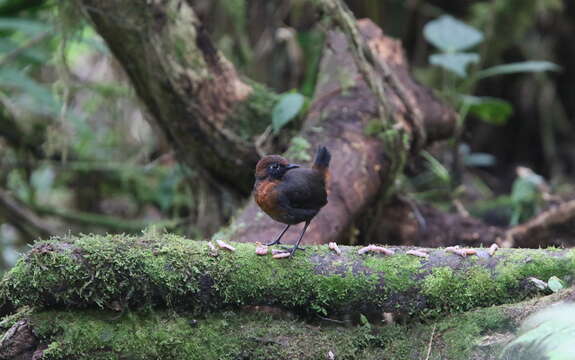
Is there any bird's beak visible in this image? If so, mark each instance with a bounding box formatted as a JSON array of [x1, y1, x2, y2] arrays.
[[286, 164, 300, 170]]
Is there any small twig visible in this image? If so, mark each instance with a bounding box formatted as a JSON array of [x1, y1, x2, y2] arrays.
[[453, 199, 470, 218], [425, 324, 436, 360], [254, 126, 272, 157], [357, 245, 395, 255], [0, 189, 58, 241], [328, 242, 342, 255]]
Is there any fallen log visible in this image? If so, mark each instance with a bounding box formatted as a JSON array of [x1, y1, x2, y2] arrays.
[[1, 234, 572, 318], [1, 284, 574, 360]]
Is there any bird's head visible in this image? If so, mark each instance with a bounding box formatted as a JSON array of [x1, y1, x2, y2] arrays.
[[255, 155, 300, 181]]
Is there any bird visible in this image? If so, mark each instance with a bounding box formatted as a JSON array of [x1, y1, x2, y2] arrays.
[[253, 146, 331, 257]]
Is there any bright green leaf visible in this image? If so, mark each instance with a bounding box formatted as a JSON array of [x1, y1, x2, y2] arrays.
[[421, 151, 450, 185], [477, 61, 560, 79], [423, 15, 484, 52], [429, 53, 479, 77], [548, 276, 564, 293], [271, 93, 304, 134], [460, 95, 513, 125]]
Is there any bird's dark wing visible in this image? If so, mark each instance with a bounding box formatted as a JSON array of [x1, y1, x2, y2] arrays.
[[277, 168, 327, 210]]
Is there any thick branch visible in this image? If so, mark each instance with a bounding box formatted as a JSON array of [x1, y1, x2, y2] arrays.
[[1, 234, 572, 318], [78, 0, 278, 194]]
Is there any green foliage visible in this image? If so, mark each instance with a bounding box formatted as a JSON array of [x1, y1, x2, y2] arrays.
[[477, 61, 560, 80], [501, 303, 575, 360], [509, 170, 544, 225], [271, 92, 305, 134], [424, 15, 482, 77], [424, 15, 484, 53], [547, 276, 564, 293], [284, 136, 312, 162], [460, 95, 513, 126]]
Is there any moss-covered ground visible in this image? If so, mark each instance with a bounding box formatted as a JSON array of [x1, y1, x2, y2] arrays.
[[0, 305, 512, 360]]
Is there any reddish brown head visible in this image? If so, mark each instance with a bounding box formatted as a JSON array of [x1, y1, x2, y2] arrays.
[[255, 155, 300, 181]]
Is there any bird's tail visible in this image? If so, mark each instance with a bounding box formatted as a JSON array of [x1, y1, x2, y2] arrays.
[[312, 146, 331, 176]]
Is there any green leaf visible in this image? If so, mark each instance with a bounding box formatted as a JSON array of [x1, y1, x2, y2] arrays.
[[429, 53, 479, 77], [460, 95, 513, 125], [464, 153, 496, 167], [0, 18, 51, 34], [477, 61, 560, 79], [548, 276, 564, 293], [423, 15, 484, 52], [0, 67, 59, 115], [421, 151, 450, 185], [271, 93, 304, 134], [511, 177, 538, 205]]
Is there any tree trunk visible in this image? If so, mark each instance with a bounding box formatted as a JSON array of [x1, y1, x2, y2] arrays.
[[78, 0, 278, 195]]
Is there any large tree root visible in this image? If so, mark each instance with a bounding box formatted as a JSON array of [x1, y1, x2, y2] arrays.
[[232, 19, 456, 245], [504, 199, 575, 248]]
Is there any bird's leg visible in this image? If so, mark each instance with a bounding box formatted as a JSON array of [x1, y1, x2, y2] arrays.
[[288, 220, 310, 257], [266, 224, 290, 246]]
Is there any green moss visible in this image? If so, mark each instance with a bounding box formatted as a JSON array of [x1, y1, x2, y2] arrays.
[[231, 80, 279, 141], [22, 304, 514, 360], [214, 243, 378, 315], [30, 309, 388, 360], [439, 307, 511, 360], [284, 136, 312, 162], [364, 254, 421, 292]]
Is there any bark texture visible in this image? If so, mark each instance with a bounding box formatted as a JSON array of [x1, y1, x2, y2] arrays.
[[79, 0, 277, 194], [232, 20, 456, 245]]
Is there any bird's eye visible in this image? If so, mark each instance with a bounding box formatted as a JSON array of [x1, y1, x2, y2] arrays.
[[269, 163, 280, 171]]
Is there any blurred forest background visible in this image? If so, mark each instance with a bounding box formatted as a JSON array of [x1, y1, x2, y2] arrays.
[[0, 0, 573, 271]]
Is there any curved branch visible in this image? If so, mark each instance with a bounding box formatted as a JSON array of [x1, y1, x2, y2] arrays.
[[78, 0, 278, 194]]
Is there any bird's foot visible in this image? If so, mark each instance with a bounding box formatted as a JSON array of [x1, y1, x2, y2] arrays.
[[280, 245, 305, 258], [265, 239, 282, 246]]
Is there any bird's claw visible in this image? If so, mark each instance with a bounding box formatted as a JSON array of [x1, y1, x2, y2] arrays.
[[280, 245, 305, 252], [265, 239, 282, 246]]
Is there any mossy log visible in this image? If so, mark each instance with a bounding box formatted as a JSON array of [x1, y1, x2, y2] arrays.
[[1, 283, 574, 360], [1, 234, 573, 319]]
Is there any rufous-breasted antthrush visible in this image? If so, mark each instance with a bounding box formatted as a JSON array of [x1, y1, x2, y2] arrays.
[[254, 146, 331, 257]]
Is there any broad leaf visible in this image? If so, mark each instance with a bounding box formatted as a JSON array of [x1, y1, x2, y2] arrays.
[[477, 61, 560, 79], [460, 95, 513, 125], [429, 53, 479, 77], [424, 15, 484, 52], [548, 276, 564, 293], [272, 93, 304, 134]]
